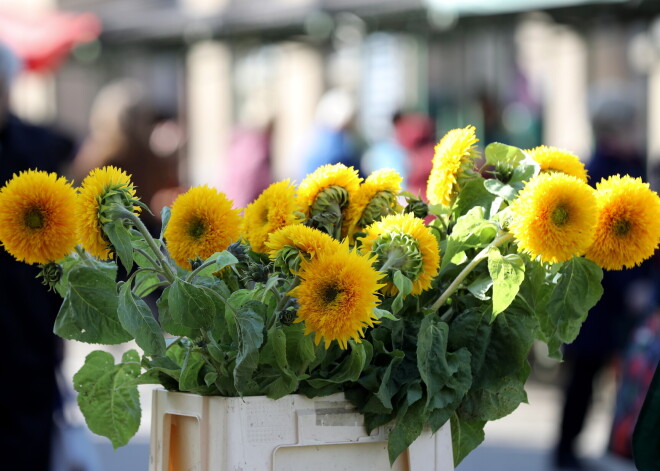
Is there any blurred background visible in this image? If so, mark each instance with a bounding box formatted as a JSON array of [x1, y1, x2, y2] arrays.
[[1, 0, 660, 470]]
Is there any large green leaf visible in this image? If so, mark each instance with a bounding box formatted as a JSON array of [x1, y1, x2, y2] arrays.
[[455, 300, 536, 422], [453, 178, 496, 218], [179, 348, 214, 394], [156, 287, 199, 339], [259, 326, 299, 399], [441, 207, 497, 271], [305, 342, 370, 389], [194, 251, 239, 278], [118, 282, 165, 356], [233, 300, 266, 395], [104, 220, 134, 272], [488, 248, 525, 317], [54, 265, 132, 344], [283, 324, 316, 374], [484, 142, 526, 167], [539, 257, 603, 358], [387, 397, 426, 465], [417, 316, 472, 414], [168, 279, 216, 330], [73, 350, 141, 448], [451, 414, 486, 466]]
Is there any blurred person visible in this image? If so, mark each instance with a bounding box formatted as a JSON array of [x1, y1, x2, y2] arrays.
[[0, 43, 78, 470], [69, 79, 182, 234], [222, 99, 274, 208], [299, 88, 362, 179], [361, 111, 409, 180], [361, 111, 435, 197], [400, 113, 435, 198], [553, 88, 650, 470]]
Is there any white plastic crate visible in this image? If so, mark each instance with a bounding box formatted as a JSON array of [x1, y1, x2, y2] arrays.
[[149, 389, 454, 471]]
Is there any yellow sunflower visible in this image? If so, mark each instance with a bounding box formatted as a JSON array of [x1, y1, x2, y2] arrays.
[[509, 172, 597, 263], [164, 185, 241, 269], [585, 175, 660, 270], [426, 125, 479, 206], [0, 170, 78, 264], [362, 213, 440, 296], [296, 163, 361, 238], [289, 247, 383, 349], [77, 166, 139, 259], [344, 168, 402, 239], [526, 145, 588, 182], [266, 224, 342, 273], [242, 180, 302, 253]]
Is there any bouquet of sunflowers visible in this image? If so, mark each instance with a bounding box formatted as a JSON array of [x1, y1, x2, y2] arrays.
[[0, 125, 658, 466]]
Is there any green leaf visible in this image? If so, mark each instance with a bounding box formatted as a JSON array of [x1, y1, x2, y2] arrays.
[[451, 414, 486, 467], [540, 257, 603, 358], [233, 300, 266, 395], [204, 372, 218, 387], [168, 279, 216, 330], [131, 230, 162, 268], [484, 142, 526, 167], [417, 316, 472, 412], [453, 178, 496, 218], [104, 220, 134, 272], [159, 206, 171, 240], [483, 179, 518, 202], [457, 302, 536, 422], [179, 349, 208, 393], [73, 350, 141, 448], [467, 275, 492, 301], [441, 207, 497, 271], [488, 248, 525, 317], [374, 307, 399, 321], [387, 398, 426, 465], [259, 326, 299, 398], [284, 324, 316, 374], [118, 282, 166, 356], [142, 354, 182, 382], [195, 251, 239, 278], [305, 342, 370, 389], [54, 265, 132, 344], [133, 270, 161, 297], [392, 271, 413, 314], [156, 287, 199, 338]]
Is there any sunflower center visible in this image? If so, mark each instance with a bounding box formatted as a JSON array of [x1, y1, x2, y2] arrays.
[[551, 204, 570, 227], [321, 281, 342, 305], [187, 217, 206, 239], [613, 218, 632, 237], [24, 207, 46, 230]]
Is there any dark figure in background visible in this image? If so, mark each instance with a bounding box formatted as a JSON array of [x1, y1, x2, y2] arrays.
[[0, 45, 76, 470], [70, 79, 182, 234], [554, 92, 649, 470]]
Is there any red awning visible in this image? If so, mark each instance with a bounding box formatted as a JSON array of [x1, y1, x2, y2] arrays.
[[0, 9, 101, 73]]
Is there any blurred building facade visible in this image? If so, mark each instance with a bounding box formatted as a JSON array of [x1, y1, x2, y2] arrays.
[[7, 0, 660, 193]]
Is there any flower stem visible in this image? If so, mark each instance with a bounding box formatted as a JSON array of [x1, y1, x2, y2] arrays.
[[186, 258, 217, 282], [430, 232, 513, 312], [112, 206, 176, 283]]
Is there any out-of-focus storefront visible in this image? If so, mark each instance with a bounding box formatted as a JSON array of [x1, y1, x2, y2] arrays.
[[6, 0, 660, 191]]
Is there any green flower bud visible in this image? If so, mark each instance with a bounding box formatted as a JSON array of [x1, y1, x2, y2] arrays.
[[404, 197, 429, 219], [37, 262, 63, 291], [372, 232, 424, 282], [359, 190, 398, 228], [307, 185, 349, 238]]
